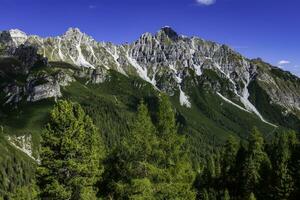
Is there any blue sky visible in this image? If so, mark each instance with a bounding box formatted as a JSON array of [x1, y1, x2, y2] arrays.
[[0, 0, 299, 76]]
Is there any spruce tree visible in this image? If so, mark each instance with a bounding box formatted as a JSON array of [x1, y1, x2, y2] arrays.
[[221, 136, 239, 197], [248, 192, 257, 200], [222, 136, 239, 175], [37, 100, 105, 200], [223, 188, 230, 200], [104, 100, 158, 199], [241, 127, 270, 199], [290, 132, 300, 200], [270, 132, 296, 200], [153, 94, 196, 199], [104, 96, 195, 199]]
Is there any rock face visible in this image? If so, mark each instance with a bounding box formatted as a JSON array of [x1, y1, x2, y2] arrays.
[[4, 75, 64, 104], [0, 27, 299, 121], [253, 60, 300, 112], [92, 68, 108, 84], [26, 80, 61, 102], [0, 29, 28, 47], [13, 44, 48, 73]]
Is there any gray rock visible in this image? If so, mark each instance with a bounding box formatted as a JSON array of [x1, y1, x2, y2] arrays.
[[27, 81, 61, 102], [91, 68, 108, 84]]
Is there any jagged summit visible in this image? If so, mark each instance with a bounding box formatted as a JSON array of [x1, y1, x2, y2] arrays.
[[0, 29, 28, 46], [64, 27, 82, 36], [8, 29, 27, 38], [0, 27, 299, 126], [158, 26, 179, 40], [62, 27, 85, 40]]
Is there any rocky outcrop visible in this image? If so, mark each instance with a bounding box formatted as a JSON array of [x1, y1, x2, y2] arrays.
[[91, 68, 108, 84], [55, 71, 74, 86], [253, 60, 300, 112], [26, 80, 61, 102], [13, 44, 48, 73], [3, 72, 70, 104]]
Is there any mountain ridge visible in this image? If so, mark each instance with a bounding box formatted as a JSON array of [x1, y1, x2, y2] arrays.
[[0, 27, 299, 129]]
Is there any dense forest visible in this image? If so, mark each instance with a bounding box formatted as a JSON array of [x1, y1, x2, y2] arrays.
[[1, 95, 300, 200]]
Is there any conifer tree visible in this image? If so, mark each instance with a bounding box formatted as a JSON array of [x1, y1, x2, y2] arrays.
[[241, 127, 270, 199], [223, 188, 230, 200], [290, 132, 300, 199], [248, 192, 257, 200], [270, 132, 296, 200], [222, 136, 239, 175], [221, 136, 239, 196], [104, 100, 158, 199], [37, 100, 105, 200], [153, 94, 196, 199]]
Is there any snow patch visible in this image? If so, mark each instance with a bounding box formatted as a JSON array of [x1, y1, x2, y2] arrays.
[[193, 64, 202, 76], [105, 46, 127, 75], [240, 77, 277, 127], [126, 51, 156, 86], [58, 37, 65, 61], [213, 60, 277, 127], [89, 45, 109, 70], [75, 35, 95, 69], [179, 86, 191, 108], [7, 135, 37, 161], [170, 64, 192, 108], [217, 92, 249, 112]]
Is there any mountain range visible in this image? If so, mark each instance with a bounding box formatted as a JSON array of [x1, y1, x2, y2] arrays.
[[0, 27, 299, 195]]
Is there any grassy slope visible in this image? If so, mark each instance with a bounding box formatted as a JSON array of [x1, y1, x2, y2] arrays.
[[0, 62, 294, 195]]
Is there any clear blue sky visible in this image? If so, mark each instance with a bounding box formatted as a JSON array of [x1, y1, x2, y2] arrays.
[[0, 0, 299, 76]]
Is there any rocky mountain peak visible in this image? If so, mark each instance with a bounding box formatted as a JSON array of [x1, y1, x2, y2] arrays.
[[0, 29, 28, 46], [8, 29, 27, 38], [157, 26, 179, 41], [63, 27, 84, 40]]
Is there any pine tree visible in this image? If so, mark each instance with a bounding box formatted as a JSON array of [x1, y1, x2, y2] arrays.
[[153, 94, 196, 199], [240, 127, 270, 199], [104, 100, 158, 199], [270, 132, 296, 200], [104, 96, 195, 199], [221, 136, 239, 196], [222, 136, 239, 175], [37, 100, 105, 200], [290, 132, 300, 200], [223, 188, 230, 200], [248, 192, 257, 200]]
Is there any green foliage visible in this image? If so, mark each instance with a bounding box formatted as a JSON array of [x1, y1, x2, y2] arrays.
[[248, 192, 257, 200], [0, 135, 35, 199], [269, 131, 296, 200], [194, 128, 300, 200], [103, 97, 195, 199], [37, 100, 105, 200], [103, 101, 158, 199], [7, 182, 39, 200], [154, 94, 196, 199], [240, 128, 271, 198], [223, 188, 230, 200]]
